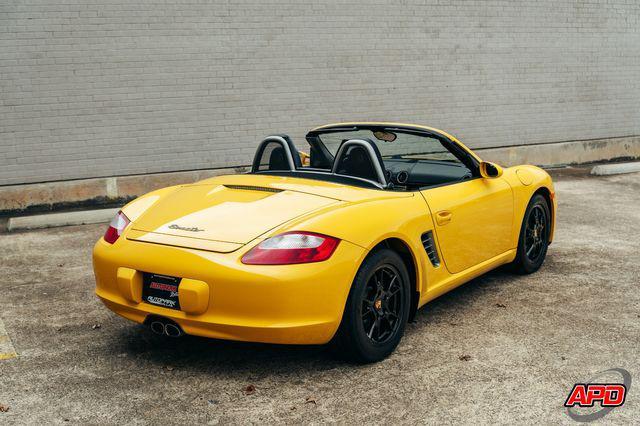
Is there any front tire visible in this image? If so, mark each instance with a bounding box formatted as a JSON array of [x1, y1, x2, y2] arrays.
[[335, 249, 411, 363], [511, 194, 551, 274]]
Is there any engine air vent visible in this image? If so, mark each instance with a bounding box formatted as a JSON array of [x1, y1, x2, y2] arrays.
[[421, 231, 440, 267], [224, 185, 282, 193]]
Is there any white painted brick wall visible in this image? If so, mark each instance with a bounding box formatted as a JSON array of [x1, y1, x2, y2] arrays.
[[1, 0, 639, 185]]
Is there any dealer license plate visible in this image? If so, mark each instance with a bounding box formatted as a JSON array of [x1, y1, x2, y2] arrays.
[[142, 273, 181, 310]]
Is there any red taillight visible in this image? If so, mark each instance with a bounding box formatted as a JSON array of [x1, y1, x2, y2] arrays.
[[241, 231, 340, 265], [104, 211, 130, 244]]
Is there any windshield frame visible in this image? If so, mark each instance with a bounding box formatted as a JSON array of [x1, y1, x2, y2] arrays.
[[305, 123, 480, 176]]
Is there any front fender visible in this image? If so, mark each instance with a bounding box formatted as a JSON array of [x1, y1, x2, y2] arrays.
[[501, 165, 556, 245]]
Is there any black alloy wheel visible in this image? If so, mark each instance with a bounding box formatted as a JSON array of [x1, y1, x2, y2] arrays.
[[361, 265, 403, 344], [511, 194, 551, 274], [334, 249, 411, 363], [524, 204, 547, 262]]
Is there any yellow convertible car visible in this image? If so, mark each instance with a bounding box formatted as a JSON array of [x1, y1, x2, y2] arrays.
[[93, 122, 556, 362]]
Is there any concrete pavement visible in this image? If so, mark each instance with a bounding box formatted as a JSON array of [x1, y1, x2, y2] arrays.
[[0, 171, 638, 424]]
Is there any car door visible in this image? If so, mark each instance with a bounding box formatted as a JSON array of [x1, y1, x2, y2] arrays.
[[420, 177, 513, 274]]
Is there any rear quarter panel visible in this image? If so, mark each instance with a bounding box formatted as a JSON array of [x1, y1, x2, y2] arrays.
[[275, 194, 435, 295], [120, 185, 182, 222]]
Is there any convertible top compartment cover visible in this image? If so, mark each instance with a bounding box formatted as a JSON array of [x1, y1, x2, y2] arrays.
[[129, 184, 339, 249]]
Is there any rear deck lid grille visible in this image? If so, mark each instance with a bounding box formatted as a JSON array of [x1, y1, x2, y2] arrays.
[[223, 184, 282, 193]]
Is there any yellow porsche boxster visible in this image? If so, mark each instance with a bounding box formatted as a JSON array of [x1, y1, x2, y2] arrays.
[[93, 122, 556, 362]]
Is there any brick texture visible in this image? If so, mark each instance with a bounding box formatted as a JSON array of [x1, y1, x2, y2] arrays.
[[1, 0, 639, 185]]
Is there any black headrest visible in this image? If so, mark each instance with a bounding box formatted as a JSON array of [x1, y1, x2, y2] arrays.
[[251, 134, 301, 172], [332, 138, 387, 186], [275, 134, 302, 168], [268, 146, 288, 170]]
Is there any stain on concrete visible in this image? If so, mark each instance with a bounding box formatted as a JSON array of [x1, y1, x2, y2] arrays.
[[0, 319, 17, 361]]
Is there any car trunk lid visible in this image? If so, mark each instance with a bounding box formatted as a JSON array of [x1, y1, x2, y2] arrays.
[[128, 183, 339, 252]]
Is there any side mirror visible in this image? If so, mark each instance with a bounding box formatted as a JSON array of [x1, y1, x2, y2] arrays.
[[479, 161, 503, 178]]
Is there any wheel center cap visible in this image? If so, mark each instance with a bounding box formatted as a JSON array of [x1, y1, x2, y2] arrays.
[[374, 299, 383, 311]]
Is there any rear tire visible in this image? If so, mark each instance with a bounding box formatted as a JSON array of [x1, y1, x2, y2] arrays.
[[334, 249, 411, 363], [511, 194, 551, 274]]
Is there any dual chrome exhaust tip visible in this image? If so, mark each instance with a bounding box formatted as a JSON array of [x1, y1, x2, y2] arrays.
[[147, 317, 184, 338]]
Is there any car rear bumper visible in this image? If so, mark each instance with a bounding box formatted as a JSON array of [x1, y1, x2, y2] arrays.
[[93, 236, 365, 345]]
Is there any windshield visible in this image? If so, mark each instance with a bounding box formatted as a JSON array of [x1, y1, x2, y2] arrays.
[[316, 129, 459, 162]]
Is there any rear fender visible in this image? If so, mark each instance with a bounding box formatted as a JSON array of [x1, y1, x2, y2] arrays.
[[276, 195, 434, 295], [121, 186, 182, 223]]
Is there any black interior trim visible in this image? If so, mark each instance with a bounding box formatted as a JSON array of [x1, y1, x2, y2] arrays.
[[383, 158, 472, 187], [308, 137, 334, 169], [254, 170, 383, 190]]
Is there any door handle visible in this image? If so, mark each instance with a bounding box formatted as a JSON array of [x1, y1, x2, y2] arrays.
[[436, 210, 452, 225]]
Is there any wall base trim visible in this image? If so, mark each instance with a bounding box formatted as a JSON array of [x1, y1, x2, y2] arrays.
[[476, 135, 639, 167]]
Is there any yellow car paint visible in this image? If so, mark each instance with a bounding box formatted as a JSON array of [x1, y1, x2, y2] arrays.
[[420, 176, 513, 274], [178, 278, 210, 315], [93, 123, 556, 345], [516, 168, 534, 186], [94, 235, 365, 344]]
